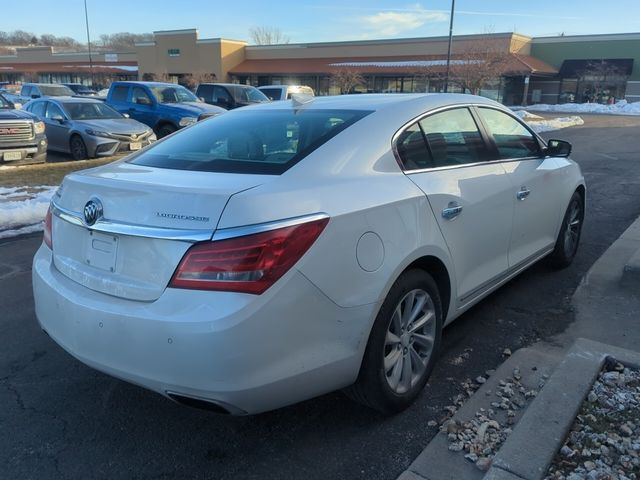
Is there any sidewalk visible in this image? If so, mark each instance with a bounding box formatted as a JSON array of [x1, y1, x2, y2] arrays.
[[398, 215, 640, 480]]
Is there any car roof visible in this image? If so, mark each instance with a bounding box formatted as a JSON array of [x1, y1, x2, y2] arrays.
[[237, 93, 500, 112], [113, 81, 182, 88], [199, 83, 255, 88], [24, 83, 69, 87], [46, 96, 105, 104]]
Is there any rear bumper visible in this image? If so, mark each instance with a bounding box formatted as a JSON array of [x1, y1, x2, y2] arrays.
[[32, 244, 375, 414]]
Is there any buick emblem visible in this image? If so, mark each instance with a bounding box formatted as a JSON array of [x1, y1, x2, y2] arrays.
[[83, 198, 103, 226], [131, 134, 138, 140]]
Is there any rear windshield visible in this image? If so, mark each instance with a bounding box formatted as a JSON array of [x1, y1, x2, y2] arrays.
[[259, 88, 281, 101], [130, 108, 371, 175], [230, 86, 269, 104], [39, 85, 75, 96]]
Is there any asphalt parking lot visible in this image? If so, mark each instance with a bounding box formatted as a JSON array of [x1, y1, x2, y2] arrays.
[[2, 114, 640, 480]]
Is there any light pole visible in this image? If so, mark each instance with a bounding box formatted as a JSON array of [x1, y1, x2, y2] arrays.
[[443, 0, 455, 93], [84, 0, 95, 86]]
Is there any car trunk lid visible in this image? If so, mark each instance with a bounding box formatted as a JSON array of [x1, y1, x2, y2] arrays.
[[51, 161, 269, 301]]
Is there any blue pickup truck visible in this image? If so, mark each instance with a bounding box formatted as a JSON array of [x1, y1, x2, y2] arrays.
[[105, 81, 226, 138]]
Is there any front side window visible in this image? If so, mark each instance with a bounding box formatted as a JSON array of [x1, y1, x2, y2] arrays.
[[213, 86, 233, 103], [477, 107, 541, 160], [418, 108, 487, 168], [130, 109, 371, 175], [196, 84, 213, 102], [22, 86, 32, 96], [150, 86, 198, 104], [132, 87, 153, 105], [29, 101, 47, 119], [259, 88, 281, 101]]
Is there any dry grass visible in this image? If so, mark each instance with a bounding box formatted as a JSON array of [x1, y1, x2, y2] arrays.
[[0, 156, 121, 187]]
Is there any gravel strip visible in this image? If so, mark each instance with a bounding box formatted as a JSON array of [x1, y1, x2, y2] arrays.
[[545, 360, 640, 480], [439, 357, 544, 472]]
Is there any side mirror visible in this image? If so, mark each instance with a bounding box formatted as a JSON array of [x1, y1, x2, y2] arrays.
[[545, 139, 572, 158], [52, 115, 65, 123], [31, 94, 40, 99], [122, 113, 130, 118]]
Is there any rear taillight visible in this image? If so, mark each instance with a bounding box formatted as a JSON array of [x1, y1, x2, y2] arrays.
[[169, 217, 329, 294], [43, 206, 53, 249]]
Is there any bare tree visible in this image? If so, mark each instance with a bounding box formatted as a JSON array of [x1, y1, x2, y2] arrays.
[[141, 72, 169, 82], [447, 38, 510, 95], [249, 26, 290, 45], [98, 32, 153, 50], [330, 68, 365, 94], [180, 73, 217, 91]]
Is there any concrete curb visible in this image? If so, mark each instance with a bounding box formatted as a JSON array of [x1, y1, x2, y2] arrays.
[[398, 347, 561, 480], [483, 338, 640, 480]]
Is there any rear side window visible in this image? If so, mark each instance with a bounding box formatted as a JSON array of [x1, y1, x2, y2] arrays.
[[111, 85, 129, 102], [395, 123, 431, 170], [477, 107, 541, 160], [29, 101, 46, 119], [130, 109, 371, 175], [418, 108, 487, 168]]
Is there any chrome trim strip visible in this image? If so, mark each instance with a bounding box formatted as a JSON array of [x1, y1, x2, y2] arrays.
[[51, 201, 213, 242], [458, 246, 553, 307], [212, 213, 330, 241]]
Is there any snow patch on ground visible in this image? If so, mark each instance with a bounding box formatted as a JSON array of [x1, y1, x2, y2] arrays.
[[511, 99, 640, 116], [0, 186, 57, 238], [513, 111, 585, 133]]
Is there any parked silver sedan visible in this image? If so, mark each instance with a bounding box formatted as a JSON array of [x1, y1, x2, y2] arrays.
[[24, 97, 156, 160]]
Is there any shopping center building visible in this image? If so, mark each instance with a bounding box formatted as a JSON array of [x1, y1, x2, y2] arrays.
[[1, 28, 639, 105]]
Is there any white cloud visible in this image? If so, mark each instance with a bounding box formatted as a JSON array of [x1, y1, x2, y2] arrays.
[[357, 4, 448, 37]]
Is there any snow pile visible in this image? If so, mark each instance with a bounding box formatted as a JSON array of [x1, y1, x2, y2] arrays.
[[511, 99, 640, 116], [513, 111, 585, 133], [0, 186, 57, 239]]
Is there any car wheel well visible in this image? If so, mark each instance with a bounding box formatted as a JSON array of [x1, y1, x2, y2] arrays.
[[403, 256, 451, 320], [575, 184, 586, 207]]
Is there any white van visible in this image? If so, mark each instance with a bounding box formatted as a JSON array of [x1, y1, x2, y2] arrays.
[[257, 85, 315, 101]]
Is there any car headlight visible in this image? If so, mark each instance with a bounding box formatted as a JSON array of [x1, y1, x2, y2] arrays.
[[178, 117, 197, 127], [85, 128, 111, 138], [34, 121, 45, 134]]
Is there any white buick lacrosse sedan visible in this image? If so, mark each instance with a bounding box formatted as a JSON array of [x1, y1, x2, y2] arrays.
[[33, 94, 585, 415]]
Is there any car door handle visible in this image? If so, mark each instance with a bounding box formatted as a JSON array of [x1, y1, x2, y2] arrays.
[[517, 187, 531, 201], [442, 202, 463, 220]]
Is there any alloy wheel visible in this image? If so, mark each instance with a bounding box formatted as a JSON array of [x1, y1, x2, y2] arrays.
[[383, 288, 436, 394]]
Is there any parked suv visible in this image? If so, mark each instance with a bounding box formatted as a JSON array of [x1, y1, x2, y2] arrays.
[[0, 92, 47, 164], [196, 83, 269, 109], [17, 83, 75, 103], [258, 85, 315, 101], [106, 81, 226, 138]]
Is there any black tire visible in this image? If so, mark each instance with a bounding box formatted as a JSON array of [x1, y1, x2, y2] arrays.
[[345, 269, 443, 414], [70, 135, 89, 160], [156, 123, 177, 139], [546, 191, 584, 269]]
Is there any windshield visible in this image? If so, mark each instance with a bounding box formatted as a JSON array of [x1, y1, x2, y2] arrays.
[[0, 94, 12, 109], [130, 109, 371, 175], [63, 102, 123, 120], [150, 86, 198, 104], [39, 85, 75, 96], [231, 86, 270, 104]]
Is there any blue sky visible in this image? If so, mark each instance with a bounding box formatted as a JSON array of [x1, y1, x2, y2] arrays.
[[3, 1, 640, 44]]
